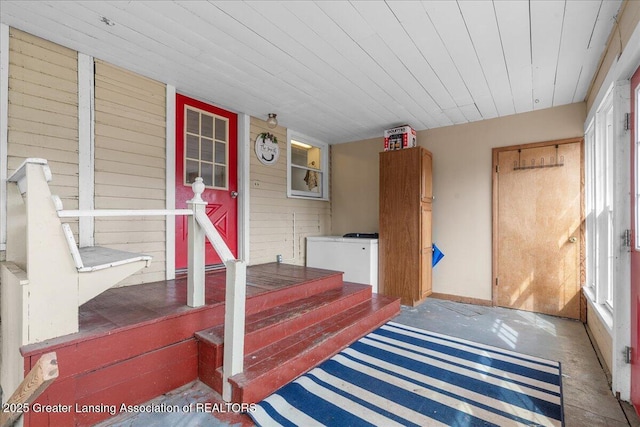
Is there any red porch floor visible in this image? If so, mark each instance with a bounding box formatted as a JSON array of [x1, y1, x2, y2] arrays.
[[19, 263, 399, 426]]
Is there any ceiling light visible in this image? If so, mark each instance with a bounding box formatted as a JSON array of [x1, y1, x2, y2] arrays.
[[266, 113, 278, 129], [291, 140, 312, 149]]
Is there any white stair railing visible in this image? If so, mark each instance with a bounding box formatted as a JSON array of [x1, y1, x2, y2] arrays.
[[1, 159, 245, 406], [188, 177, 246, 402]]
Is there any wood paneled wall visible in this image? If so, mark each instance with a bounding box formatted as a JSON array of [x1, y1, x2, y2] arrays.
[[249, 118, 331, 266], [94, 61, 167, 285]]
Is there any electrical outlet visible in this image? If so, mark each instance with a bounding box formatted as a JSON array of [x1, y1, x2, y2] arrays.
[[251, 180, 261, 188]]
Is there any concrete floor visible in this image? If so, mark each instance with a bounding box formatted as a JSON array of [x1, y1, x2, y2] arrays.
[[99, 298, 640, 426], [395, 299, 639, 427]]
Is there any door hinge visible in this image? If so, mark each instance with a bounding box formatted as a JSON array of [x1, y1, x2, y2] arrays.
[[495, 277, 499, 286], [623, 229, 632, 247], [624, 113, 631, 132], [624, 346, 632, 364], [495, 165, 499, 173]]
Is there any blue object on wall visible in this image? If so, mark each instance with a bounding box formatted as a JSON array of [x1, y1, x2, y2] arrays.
[[432, 244, 444, 267]]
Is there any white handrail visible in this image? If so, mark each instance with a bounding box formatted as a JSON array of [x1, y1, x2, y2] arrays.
[[58, 209, 193, 218], [194, 210, 234, 263], [12, 160, 244, 402]]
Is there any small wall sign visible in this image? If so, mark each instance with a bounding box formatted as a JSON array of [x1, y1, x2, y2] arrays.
[[255, 132, 280, 165]]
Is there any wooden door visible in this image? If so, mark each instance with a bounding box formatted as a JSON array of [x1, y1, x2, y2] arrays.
[[379, 148, 421, 305], [494, 139, 582, 319], [175, 94, 238, 270], [630, 64, 640, 414]]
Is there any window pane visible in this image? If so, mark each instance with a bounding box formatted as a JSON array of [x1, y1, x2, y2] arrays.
[[291, 144, 321, 169], [291, 166, 320, 194], [201, 114, 213, 138], [186, 135, 199, 159], [201, 138, 214, 163], [215, 165, 226, 188], [291, 146, 307, 167], [215, 118, 226, 141], [215, 141, 226, 164], [186, 109, 199, 134], [185, 160, 199, 184], [306, 170, 321, 193], [201, 163, 213, 187], [308, 147, 321, 169]]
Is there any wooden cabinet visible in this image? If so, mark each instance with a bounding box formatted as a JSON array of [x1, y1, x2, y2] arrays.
[[379, 147, 432, 306]]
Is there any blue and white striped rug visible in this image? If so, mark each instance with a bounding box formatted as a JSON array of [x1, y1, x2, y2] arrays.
[[250, 321, 563, 426]]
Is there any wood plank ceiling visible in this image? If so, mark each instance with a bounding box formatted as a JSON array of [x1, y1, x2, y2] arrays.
[[0, 0, 622, 143]]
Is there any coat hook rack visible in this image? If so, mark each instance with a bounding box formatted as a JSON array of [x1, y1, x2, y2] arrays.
[[513, 145, 565, 170]]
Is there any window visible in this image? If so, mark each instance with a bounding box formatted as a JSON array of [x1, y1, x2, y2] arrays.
[[586, 89, 615, 311], [184, 107, 228, 189], [287, 130, 329, 200]]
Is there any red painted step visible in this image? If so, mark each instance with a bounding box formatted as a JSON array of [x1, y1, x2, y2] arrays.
[[197, 283, 374, 393], [245, 266, 344, 315], [197, 282, 372, 370], [225, 293, 400, 404]]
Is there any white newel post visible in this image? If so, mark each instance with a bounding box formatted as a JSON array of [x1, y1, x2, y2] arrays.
[[187, 178, 206, 307], [222, 258, 246, 402]]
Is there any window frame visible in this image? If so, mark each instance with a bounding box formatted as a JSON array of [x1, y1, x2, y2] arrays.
[[587, 88, 615, 312], [584, 120, 596, 293], [286, 129, 329, 201], [182, 105, 229, 190]]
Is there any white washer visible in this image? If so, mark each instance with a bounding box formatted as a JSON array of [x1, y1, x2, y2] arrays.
[[306, 236, 379, 293]]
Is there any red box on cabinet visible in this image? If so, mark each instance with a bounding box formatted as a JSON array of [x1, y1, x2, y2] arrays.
[[384, 125, 417, 151]]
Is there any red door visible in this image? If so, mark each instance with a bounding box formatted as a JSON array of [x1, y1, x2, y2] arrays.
[[631, 65, 640, 413], [175, 94, 238, 269]]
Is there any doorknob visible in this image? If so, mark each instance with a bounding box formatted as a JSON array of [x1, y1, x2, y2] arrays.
[[230, 191, 238, 199], [569, 236, 577, 243]]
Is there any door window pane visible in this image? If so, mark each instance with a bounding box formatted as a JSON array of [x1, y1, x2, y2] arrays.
[[201, 115, 213, 138], [215, 165, 226, 188], [186, 109, 199, 134], [215, 141, 226, 164], [186, 160, 199, 184], [201, 163, 213, 187], [201, 138, 214, 163], [215, 118, 226, 141], [186, 135, 199, 159]]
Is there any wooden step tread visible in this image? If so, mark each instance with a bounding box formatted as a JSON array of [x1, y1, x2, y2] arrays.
[[195, 282, 371, 346], [226, 293, 400, 403], [244, 265, 344, 315], [239, 293, 397, 374]]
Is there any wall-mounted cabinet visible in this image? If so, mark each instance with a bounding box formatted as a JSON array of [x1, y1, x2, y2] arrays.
[[379, 147, 432, 306]]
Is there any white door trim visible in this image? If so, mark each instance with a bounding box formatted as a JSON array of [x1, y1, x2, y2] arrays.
[[78, 53, 95, 247], [166, 85, 177, 280], [238, 113, 250, 264]]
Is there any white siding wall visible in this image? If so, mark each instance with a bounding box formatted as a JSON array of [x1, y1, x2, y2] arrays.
[[94, 60, 166, 285], [7, 28, 78, 222], [5, 28, 334, 282], [249, 118, 331, 265]]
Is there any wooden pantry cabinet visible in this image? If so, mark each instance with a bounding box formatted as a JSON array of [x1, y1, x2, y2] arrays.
[[379, 147, 433, 306]]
